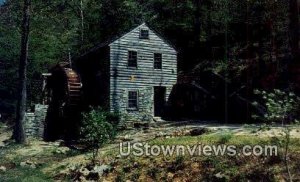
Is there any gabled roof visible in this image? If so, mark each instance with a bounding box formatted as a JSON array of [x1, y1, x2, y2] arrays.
[[77, 22, 177, 58]]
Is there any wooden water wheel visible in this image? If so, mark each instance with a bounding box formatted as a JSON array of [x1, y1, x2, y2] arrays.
[[44, 63, 83, 140], [65, 68, 82, 107], [45, 63, 82, 108]]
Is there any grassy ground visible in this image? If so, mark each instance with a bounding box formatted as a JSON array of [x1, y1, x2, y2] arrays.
[[104, 133, 300, 181], [0, 141, 81, 182], [1, 126, 300, 181]]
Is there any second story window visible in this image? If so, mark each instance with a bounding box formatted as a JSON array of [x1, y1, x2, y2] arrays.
[[154, 53, 162, 69], [128, 51, 137, 68], [140, 29, 149, 39]]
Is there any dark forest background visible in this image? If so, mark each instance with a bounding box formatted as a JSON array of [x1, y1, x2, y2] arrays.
[[0, 0, 299, 121]]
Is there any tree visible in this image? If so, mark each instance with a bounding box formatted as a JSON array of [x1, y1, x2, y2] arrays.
[[14, 0, 31, 143], [289, 0, 299, 61]]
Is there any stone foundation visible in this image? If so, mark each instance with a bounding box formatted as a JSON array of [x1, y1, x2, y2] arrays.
[[112, 86, 173, 126], [25, 104, 48, 139]]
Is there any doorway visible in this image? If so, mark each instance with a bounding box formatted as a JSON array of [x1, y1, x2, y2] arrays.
[[154, 86, 166, 117]]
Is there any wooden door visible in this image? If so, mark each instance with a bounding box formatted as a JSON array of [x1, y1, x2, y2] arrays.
[[154, 86, 166, 117]]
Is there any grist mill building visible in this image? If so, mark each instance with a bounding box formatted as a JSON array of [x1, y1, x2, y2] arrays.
[[76, 23, 177, 122]]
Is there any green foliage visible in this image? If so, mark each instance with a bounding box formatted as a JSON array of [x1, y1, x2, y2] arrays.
[[217, 132, 233, 144], [0, 0, 295, 119], [253, 90, 300, 181], [253, 89, 300, 124], [80, 107, 118, 163]]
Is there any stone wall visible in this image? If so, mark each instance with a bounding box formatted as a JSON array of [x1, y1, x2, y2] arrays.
[[25, 104, 48, 139], [116, 86, 174, 125], [114, 87, 152, 125]]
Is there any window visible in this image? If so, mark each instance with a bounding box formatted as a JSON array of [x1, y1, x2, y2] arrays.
[[128, 91, 138, 109], [140, 29, 149, 39], [128, 51, 137, 68], [154, 53, 162, 69]]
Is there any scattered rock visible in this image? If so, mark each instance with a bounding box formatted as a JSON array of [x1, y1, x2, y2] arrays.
[[133, 162, 139, 168], [78, 176, 87, 182], [65, 164, 112, 181], [54, 147, 70, 154], [155, 132, 167, 138], [58, 169, 69, 178], [118, 135, 133, 142], [92, 164, 111, 176], [0, 166, 6, 172], [48, 140, 62, 147], [20, 160, 38, 169], [20, 162, 27, 167], [67, 164, 77, 171], [116, 154, 121, 159], [167, 172, 174, 179], [215, 172, 225, 179], [190, 128, 209, 136], [124, 135, 131, 141], [79, 167, 90, 177]]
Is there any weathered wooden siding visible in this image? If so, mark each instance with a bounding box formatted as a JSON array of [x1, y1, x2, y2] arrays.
[[109, 23, 177, 121]]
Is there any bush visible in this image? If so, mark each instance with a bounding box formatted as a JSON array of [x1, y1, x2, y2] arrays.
[[218, 132, 233, 144], [80, 107, 119, 163], [252, 89, 300, 124]]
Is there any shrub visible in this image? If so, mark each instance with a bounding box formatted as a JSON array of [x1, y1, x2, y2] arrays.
[[253, 89, 300, 181], [80, 107, 118, 164], [218, 132, 233, 144], [252, 89, 300, 124]]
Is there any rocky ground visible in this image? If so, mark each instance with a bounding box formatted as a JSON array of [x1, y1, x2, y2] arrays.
[[0, 121, 300, 181]]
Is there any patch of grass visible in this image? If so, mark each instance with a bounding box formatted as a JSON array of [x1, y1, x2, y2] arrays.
[[0, 122, 5, 128], [65, 149, 83, 157], [243, 124, 259, 133], [0, 167, 52, 182], [104, 133, 300, 181], [258, 123, 271, 131], [217, 132, 234, 144], [150, 134, 276, 147]]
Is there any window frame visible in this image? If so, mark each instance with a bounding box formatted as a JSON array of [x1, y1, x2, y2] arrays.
[[127, 90, 139, 110], [154, 53, 162, 70], [139, 29, 149, 39], [128, 50, 138, 68]]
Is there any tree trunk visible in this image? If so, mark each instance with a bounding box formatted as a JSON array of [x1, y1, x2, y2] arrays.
[[80, 0, 84, 43], [289, 0, 299, 61], [14, 0, 31, 144], [193, 0, 201, 50]]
